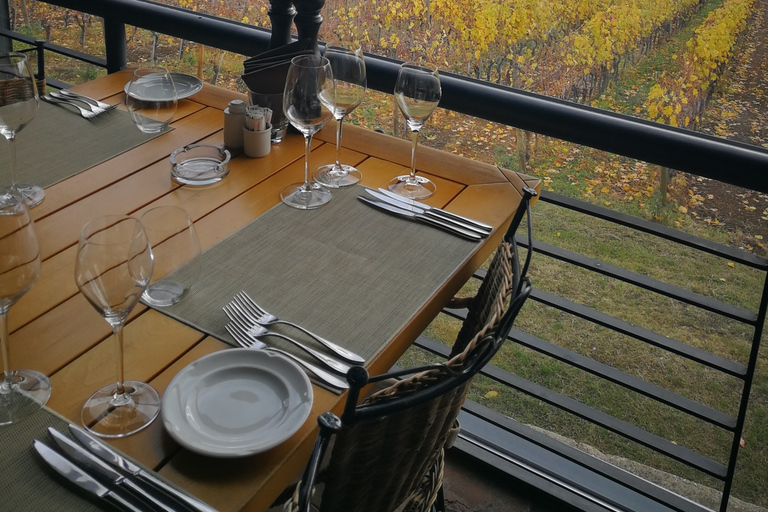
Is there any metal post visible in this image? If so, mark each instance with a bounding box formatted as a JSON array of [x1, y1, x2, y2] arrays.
[[103, 17, 126, 72], [0, 0, 12, 53]]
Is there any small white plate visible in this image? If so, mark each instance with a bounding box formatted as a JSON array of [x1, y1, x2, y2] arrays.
[[161, 349, 313, 458], [124, 72, 203, 101]]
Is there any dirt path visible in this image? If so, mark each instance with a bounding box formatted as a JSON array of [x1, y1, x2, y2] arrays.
[[689, 0, 768, 251]]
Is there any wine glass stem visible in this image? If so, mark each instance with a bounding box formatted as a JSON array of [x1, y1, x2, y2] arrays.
[[0, 311, 12, 386], [409, 129, 420, 181], [112, 323, 127, 397], [334, 115, 345, 167], [303, 134, 313, 187], [7, 135, 19, 188]]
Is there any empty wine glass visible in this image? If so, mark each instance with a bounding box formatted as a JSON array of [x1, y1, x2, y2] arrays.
[[313, 42, 366, 188], [281, 55, 335, 209], [388, 62, 442, 199], [75, 215, 158, 438], [140, 206, 201, 307], [125, 67, 177, 133], [0, 52, 44, 208], [0, 190, 50, 425]]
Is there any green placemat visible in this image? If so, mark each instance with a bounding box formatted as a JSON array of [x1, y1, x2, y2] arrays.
[[1, 101, 167, 189], [158, 186, 480, 381]]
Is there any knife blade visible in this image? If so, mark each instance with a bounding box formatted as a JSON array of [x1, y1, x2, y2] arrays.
[[358, 195, 483, 241], [33, 440, 146, 512], [365, 189, 489, 237], [375, 187, 494, 232], [68, 423, 220, 512], [48, 427, 179, 512]]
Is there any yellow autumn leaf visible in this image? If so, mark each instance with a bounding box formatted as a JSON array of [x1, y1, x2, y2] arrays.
[[484, 391, 498, 399], [727, 262, 735, 268]]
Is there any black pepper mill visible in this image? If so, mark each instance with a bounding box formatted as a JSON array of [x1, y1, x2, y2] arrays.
[[267, 0, 296, 49], [293, 0, 325, 49]]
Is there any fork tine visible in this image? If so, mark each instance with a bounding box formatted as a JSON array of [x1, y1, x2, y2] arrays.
[[225, 323, 252, 348], [240, 292, 267, 316]]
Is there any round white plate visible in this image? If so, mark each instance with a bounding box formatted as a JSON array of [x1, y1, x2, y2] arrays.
[[161, 349, 313, 458], [124, 72, 203, 100]]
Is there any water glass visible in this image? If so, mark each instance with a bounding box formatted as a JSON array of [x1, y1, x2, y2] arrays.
[[140, 206, 201, 307], [125, 67, 177, 133]]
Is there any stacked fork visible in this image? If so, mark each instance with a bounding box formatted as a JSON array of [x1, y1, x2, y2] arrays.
[[42, 90, 117, 119], [223, 292, 366, 390]]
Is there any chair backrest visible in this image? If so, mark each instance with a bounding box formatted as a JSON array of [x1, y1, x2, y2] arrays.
[[287, 186, 537, 512]]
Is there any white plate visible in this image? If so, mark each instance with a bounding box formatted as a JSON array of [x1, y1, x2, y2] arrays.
[[161, 349, 313, 458], [124, 72, 203, 101]]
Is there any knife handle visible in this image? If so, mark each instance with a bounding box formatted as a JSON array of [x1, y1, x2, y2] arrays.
[[104, 491, 147, 512], [123, 479, 179, 512], [416, 214, 483, 241], [428, 207, 493, 232], [137, 470, 220, 512], [423, 210, 489, 237]]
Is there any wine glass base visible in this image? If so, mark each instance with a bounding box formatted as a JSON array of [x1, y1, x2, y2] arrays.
[[388, 175, 436, 199], [313, 164, 362, 188], [16, 184, 45, 208], [281, 182, 332, 210], [0, 370, 52, 426], [142, 281, 186, 307], [81, 381, 161, 438]]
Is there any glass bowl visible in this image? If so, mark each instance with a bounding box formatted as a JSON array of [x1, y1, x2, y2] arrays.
[[170, 144, 231, 186]]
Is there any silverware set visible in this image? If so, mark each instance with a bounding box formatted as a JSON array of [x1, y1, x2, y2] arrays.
[[223, 292, 364, 389], [34, 424, 218, 512], [41, 90, 117, 119], [358, 187, 493, 240]]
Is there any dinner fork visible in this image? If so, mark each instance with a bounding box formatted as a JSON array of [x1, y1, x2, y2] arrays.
[[233, 292, 365, 364], [49, 91, 111, 116], [225, 323, 348, 390], [41, 94, 100, 119], [59, 89, 118, 112], [224, 303, 352, 375]]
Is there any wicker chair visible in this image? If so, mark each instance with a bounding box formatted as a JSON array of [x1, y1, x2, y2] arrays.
[[285, 186, 537, 512], [0, 42, 46, 106]]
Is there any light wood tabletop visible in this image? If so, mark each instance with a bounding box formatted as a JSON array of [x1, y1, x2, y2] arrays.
[[8, 70, 540, 512]]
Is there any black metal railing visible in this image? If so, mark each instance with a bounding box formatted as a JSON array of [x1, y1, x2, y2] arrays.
[[3, 1, 766, 511]]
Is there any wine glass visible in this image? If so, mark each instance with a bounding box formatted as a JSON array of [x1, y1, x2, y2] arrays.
[[125, 67, 177, 133], [388, 62, 442, 199], [0, 190, 50, 425], [281, 55, 335, 209], [75, 215, 158, 438], [313, 42, 366, 188], [0, 52, 44, 208]]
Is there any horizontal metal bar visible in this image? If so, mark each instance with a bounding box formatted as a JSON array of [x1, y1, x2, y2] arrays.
[[526, 239, 758, 325], [414, 335, 728, 478], [509, 328, 737, 431], [539, 192, 768, 270], [0, 27, 106, 68], [529, 288, 748, 377]]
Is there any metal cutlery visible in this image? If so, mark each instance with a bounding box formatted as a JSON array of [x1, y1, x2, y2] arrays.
[[357, 195, 484, 241], [223, 303, 352, 375], [375, 187, 494, 232], [33, 440, 145, 512], [50, 90, 112, 116], [59, 89, 118, 112], [42, 94, 101, 119], [225, 323, 349, 389], [68, 423, 220, 512], [233, 292, 365, 364], [47, 427, 179, 512], [365, 188, 489, 237]]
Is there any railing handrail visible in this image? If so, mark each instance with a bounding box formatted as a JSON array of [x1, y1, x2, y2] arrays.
[[39, 0, 768, 195]]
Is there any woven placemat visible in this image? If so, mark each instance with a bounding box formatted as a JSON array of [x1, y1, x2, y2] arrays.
[[0, 101, 167, 189], [157, 186, 480, 385]]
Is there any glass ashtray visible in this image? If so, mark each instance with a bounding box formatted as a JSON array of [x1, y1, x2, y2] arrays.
[[170, 144, 231, 186]]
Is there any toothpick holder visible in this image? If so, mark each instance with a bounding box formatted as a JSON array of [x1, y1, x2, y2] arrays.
[[243, 124, 272, 158]]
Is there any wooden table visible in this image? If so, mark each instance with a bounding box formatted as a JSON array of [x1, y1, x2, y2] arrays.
[[9, 70, 539, 512]]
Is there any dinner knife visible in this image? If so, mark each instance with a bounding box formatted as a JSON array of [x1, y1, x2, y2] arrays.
[[47, 427, 179, 512], [365, 189, 489, 237], [33, 440, 145, 512], [358, 195, 483, 241], [68, 423, 221, 512], [375, 187, 494, 232]]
